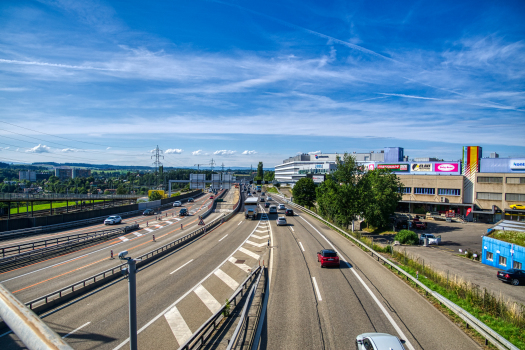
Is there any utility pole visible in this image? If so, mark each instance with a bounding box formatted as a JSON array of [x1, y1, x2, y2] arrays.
[[151, 146, 164, 189], [209, 158, 216, 173]]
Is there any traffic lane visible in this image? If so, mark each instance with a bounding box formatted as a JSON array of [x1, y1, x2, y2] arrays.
[[0, 194, 207, 248], [0, 212, 258, 350], [294, 211, 480, 350], [264, 214, 325, 350], [0, 210, 223, 303], [286, 215, 401, 350]]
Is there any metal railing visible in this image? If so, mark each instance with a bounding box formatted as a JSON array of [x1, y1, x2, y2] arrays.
[[178, 266, 263, 350], [273, 194, 519, 350], [0, 193, 139, 201]]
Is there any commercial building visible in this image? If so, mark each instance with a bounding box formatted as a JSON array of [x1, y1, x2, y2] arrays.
[[19, 171, 51, 182], [54, 168, 91, 180], [72, 169, 91, 178]]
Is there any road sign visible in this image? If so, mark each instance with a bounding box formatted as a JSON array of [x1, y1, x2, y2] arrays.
[[198, 217, 205, 225]]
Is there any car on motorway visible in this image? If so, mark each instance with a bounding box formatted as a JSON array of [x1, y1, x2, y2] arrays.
[[269, 205, 278, 214], [104, 215, 122, 225], [173, 201, 182, 207], [355, 333, 405, 350], [510, 204, 525, 210], [209, 195, 214, 199], [285, 209, 294, 216], [266, 196, 272, 201], [143, 208, 155, 215], [247, 193, 252, 197], [179, 208, 189, 216], [276, 217, 287, 226], [497, 269, 525, 286], [261, 192, 265, 196], [317, 249, 340, 268], [188, 198, 194, 202], [278, 204, 286, 210], [260, 197, 265, 202], [264, 202, 271, 208]]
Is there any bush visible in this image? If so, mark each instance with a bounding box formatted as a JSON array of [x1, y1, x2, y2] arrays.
[[394, 230, 418, 245]]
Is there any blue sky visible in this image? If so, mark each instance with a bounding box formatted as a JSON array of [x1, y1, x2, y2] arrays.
[[0, 0, 524, 168]]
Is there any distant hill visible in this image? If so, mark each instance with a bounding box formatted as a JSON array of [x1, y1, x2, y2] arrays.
[[32, 162, 274, 171]]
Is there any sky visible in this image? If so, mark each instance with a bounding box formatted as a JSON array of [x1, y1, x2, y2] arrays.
[[0, 0, 524, 168]]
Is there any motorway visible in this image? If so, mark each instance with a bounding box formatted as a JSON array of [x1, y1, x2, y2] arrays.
[[0, 188, 481, 349]]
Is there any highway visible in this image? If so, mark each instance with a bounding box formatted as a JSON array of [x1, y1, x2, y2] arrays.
[[0, 187, 481, 349]]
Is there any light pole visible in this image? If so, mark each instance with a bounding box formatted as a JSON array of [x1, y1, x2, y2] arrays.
[[119, 251, 138, 350]]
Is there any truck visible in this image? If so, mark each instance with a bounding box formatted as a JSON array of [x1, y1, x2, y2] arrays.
[[245, 197, 259, 220], [256, 185, 262, 192]]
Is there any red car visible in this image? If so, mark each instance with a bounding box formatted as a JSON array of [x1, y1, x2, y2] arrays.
[[317, 249, 340, 268], [209, 196, 214, 199]]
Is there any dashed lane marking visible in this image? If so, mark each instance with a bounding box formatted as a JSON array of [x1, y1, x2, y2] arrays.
[[214, 269, 239, 290], [62, 321, 91, 339], [312, 277, 322, 301], [164, 306, 192, 345], [238, 221, 243, 225], [219, 234, 228, 242], [194, 285, 222, 313], [299, 242, 305, 252], [170, 259, 194, 275], [239, 247, 260, 260]]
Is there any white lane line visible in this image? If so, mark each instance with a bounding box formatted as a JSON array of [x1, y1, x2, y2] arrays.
[[291, 227, 294, 232], [219, 234, 228, 242], [299, 216, 415, 350], [113, 219, 266, 350], [238, 221, 243, 225], [228, 257, 252, 273], [164, 306, 192, 345], [170, 259, 194, 275], [312, 277, 322, 301], [246, 240, 267, 248], [194, 285, 222, 313], [143, 228, 154, 233], [62, 321, 90, 338], [252, 234, 269, 239], [299, 242, 305, 252], [118, 236, 129, 242], [255, 229, 267, 233], [214, 269, 239, 290], [133, 232, 143, 237], [165, 221, 173, 224], [239, 247, 260, 260]]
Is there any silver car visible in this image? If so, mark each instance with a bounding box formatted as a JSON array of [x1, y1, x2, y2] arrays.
[[104, 215, 122, 225], [276, 217, 287, 226], [173, 201, 182, 207], [356, 333, 405, 350]]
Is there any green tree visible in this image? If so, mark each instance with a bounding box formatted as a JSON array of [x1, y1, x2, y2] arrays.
[[360, 169, 402, 229], [149, 190, 162, 201], [331, 153, 364, 229], [292, 178, 316, 208], [116, 184, 128, 195], [264, 171, 275, 182], [256, 162, 263, 180]]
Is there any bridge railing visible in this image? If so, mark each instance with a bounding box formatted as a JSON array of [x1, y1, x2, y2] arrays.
[[0, 193, 138, 201]]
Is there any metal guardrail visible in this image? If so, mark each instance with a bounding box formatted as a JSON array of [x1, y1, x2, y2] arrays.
[[274, 194, 519, 350], [0, 193, 138, 200], [23, 211, 226, 314], [178, 266, 263, 350]]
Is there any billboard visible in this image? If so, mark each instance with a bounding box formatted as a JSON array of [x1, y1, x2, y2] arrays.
[[462, 146, 482, 204], [434, 163, 459, 172], [377, 164, 408, 172], [411, 163, 432, 172], [510, 160, 525, 170], [312, 175, 325, 183]]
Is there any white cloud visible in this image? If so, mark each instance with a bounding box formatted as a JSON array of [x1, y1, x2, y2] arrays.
[[61, 148, 78, 152], [214, 150, 236, 156], [242, 150, 257, 155], [308, 150, 321, 155], [165, 148, 183, 154], [106, 147, 111, 150], [192, 150, 204, 156], [26, 144, 51, 153]]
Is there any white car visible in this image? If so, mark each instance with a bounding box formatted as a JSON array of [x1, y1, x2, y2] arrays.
[[419, 233, 441, 245], [266, 196, 272, 201], [278, 204, 286, 210], [277, 217, 287, 226], [173, 201, 182, 207], [104, 215, 122, 225], [269, 205, 278, 214], [356, 333, 405, 350]]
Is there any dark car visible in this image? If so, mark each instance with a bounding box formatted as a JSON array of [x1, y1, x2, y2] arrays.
[[143, 208, 155, 215], [264, 202, 270, 208], [260, 197, 265, 202], [188, 198, 194, 202], [285, 209, 294, 216], [179, 208, 189, 216], [317, 249, 340, 268], [497, 269, 525, 286]]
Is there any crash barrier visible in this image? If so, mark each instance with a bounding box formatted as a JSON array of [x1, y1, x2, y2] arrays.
[[0, 225, 139, 270], [222, 192, 243, 222], [0, 190, 202, 239], [274, 194, 519, 350], [178, 266, 263, 350], [17, 213, 226, 317], [202, 190, 227, 220]]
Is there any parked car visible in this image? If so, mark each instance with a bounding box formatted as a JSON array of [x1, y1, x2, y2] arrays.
[[143, 209, 155, 215], [179, 208, 189, 216], [497, 269, 525, 286], [188, 198, 194, 202], [356, 333, 405, 350], [317, 249, 340, 268], [510, 204, 525, 210], [278, 204, 286, 210], [264, 202, 271, 208], [419, 233, 441, 245], [104, 215, 122, 225], [276, 217, 287, 226], [412, 218, 427, 229], [285, 209, 294, 216], [173, 201, 182, 207], [269, 205, 278, 214]]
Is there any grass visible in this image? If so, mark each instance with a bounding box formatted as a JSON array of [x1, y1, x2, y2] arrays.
[[9, 200, 106, 214], [265, 187, 279, 194], [491, 230, 525, 247]]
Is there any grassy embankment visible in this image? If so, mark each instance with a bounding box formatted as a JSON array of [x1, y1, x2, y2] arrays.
[[10, 200, 106, 214]]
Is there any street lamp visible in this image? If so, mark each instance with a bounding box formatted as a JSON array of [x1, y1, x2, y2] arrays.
[[119, 251, 138, 350]]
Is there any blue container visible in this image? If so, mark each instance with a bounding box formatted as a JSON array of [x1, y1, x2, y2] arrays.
[[482, 236, 525, 270]]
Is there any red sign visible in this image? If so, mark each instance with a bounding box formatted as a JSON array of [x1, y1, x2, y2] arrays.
[[466, 208, 472, 216], [377, 164, 408, 172], [434, 163, 459, 172]]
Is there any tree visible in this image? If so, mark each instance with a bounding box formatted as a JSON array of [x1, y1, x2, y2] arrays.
[[116, 184, 128, 195], [149, 191, 162, 201], [264, 171, 275, 182], [256, 162, 263, 180], [360, 169, 402, 229], [292, 178, 316, 208]]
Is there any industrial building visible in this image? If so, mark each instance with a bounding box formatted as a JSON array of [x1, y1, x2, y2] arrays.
[[54, 168, 92, 180]]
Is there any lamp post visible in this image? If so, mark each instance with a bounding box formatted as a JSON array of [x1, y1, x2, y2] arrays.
[[119, 251, 138, 350]]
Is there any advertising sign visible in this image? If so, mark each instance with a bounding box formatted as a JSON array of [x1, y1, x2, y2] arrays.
[[411, 163, 432, 172], [312, 175, 325, 183], [377, 164, 408, 172], [368, 164, 375, 171], [510, 160, 525, 170], [434, 163, 459, 172]]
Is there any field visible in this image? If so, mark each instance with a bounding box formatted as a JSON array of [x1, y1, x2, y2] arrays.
[[9, 200, 105, 214]]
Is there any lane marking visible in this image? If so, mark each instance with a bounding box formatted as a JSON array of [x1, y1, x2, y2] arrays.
[[299, 242, 305, 252], [252, 234, 269, 239], [218, 234, 228, 242], [62, 321, 90, 338], [228, 257, 251, 273], [143, 228, 154, 233], [170, 259, 194, 275], [214, 269, 239, 290], [133, 232, 143, 237], [239, 247, 260, 260], [290, 227, 294, 231], [164, 306, 192, 345], [255, 229, 267, 233], [118, 237, 129, 242], [165, 221, 173, 224], [246, 240, 267, 248], [312, 277, 322, 301], [194, 285, 222, 313], [299, 216, 415, 350], [238, 221, 243, 226]]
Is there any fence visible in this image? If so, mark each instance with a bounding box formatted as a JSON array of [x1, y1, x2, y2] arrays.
[[273, 194, 519, 350]]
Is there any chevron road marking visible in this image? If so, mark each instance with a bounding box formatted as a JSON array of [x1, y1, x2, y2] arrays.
[[194, 285, 221, 313], [228, 257, 252, 273], [246, 240, 267, 248], [214, 269, 239, 290], [239, 247, 260, 260], [118, 236, 129, 242], [252, 234, 269, 239], [133, 232, 143, 237], [164, 306, 192, 345], [143, 228, 154, 233]]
